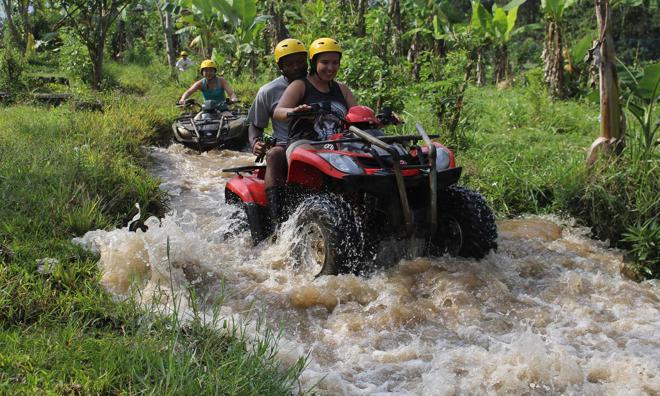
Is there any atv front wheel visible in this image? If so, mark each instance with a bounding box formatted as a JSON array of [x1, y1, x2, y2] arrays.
[[434, 185, 497, 259], [291, 194, 365, 276]]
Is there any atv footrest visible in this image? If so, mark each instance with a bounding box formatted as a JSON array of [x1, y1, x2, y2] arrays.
[[222, 165, 266, 174]]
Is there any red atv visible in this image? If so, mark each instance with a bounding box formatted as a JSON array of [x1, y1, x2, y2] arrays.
[[223, 103, 497, 276]]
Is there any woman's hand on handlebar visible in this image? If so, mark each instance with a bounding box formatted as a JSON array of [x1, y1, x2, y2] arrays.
[[285, 104, 314, 118]]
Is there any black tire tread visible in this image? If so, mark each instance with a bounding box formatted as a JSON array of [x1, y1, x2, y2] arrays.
[[438, 185, 498, 259], [294, 194, 365, 275]]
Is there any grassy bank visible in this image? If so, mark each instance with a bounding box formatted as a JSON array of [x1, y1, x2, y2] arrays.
[[402, 80, 658, 278], [0, 62, 304, 393]]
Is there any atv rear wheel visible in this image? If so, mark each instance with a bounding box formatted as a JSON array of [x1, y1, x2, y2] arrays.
[[291, 194, 364, 276], [434, 185, 497, 259]]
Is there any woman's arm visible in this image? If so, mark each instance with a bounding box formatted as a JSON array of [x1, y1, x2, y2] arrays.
[[220, 78, 238, 102], [338, 83, 357, 108], [273, 80, 309, 121], [179, 81, 202, 103]]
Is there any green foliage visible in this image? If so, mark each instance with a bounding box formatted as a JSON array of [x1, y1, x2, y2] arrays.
[[0, 46, 26, 93], [623, 219, 659, 278], [619, 61, 660, 151], [417, 50, 469, 142], [57, 29, 94, 85], [471, 0, 525, 44], [340, 38, 406, 112], [541, 0, 576, 20]]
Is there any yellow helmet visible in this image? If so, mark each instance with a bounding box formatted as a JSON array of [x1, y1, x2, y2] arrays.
[[308, 37, 342, 60], [274, 38, 307, 63], [199, 59, 217, 72], [180, 51, 188, 57]]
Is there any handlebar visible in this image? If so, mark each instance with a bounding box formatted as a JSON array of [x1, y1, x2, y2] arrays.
[[254, 135, 276, 163]]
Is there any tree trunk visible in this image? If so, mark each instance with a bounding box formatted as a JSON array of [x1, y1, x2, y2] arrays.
[[267, 0, 289, 49], [476, 47, 485, 86], [543, 19, 565, 98], [587, 0, 625, 165], [157, 2, 176, 73], [449, 59, 474, 136], [356, 0, 366, 37], [19, 0, 30, 54], [388, 0, 402, 56], [493, 44, 508, 84], [407, 32, 420, 81], [90, 44, 105, 91]]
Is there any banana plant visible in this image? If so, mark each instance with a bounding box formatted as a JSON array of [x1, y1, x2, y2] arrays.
[[164, 0, 226, 58], [470, 0, 526, 84], [619, 62, 660, 152], [166, 0, 267, 72], [541, 0, 576, 98], [215, 0, 269, 72]]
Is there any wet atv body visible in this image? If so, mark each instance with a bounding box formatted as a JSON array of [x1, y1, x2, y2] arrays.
[[172, 99, 249, 152], [223, 104, 497, 276]]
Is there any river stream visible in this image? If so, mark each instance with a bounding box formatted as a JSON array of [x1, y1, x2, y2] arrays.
[[74, 145, 660, 395]]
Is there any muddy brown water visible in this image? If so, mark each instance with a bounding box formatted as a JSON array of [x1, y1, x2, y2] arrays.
[[74, 146, 660, 395]]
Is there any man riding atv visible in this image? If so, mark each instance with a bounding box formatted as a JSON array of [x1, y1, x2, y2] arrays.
[[248, 38, 309, 228]]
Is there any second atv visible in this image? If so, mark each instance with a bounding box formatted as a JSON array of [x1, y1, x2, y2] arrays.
[[172, 98, 249, 152], [224, 104, 497, 276]]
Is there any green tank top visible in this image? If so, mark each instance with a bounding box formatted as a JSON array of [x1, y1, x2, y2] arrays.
[[201, 77, 226, 103]]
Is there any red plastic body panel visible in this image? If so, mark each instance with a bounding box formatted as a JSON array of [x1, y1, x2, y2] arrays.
[[225, 174, 267, 205], [287, 148, 347, 189]]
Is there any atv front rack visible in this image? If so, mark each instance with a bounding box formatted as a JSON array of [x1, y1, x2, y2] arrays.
[[344, 124, 439, 237]]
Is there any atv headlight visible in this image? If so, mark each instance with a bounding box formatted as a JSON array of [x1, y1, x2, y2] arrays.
[[435, 148, 451, 171], [318, 153, 364, 175]]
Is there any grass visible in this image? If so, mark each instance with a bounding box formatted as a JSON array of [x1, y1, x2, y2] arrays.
[[402, 79, 658, 278], [0, 60, 306, 394], [0, 55, 656, 392]]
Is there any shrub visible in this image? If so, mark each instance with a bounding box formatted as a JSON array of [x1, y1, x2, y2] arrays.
[[340, 38, 406, 112], [0, 46, 26, 93], [57, 29, 94, 85]]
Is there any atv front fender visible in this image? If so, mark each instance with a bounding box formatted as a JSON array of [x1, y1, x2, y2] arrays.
[[225, 175, 267, 206], [288, 148, 347, 190]]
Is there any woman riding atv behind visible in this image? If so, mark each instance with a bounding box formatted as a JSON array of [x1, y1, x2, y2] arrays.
[[179, 59, 238, 115], [273, 37, 357, 145]]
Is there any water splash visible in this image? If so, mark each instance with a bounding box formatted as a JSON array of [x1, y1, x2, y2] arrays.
[[73, 145, 660, 394]]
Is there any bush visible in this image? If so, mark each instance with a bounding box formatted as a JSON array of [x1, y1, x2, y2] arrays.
[[340, 38, 406, 112], [0, 46, 26, 93], [562, 128, 660, 279], [58, 29, 94, 85]]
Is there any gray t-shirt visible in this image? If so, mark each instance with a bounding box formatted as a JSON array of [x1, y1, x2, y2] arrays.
[[247, 76, 290, 144]]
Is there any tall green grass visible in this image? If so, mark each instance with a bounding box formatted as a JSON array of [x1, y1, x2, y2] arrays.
[[402, 78, 657, 278], [0, 61, 307, 393]]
